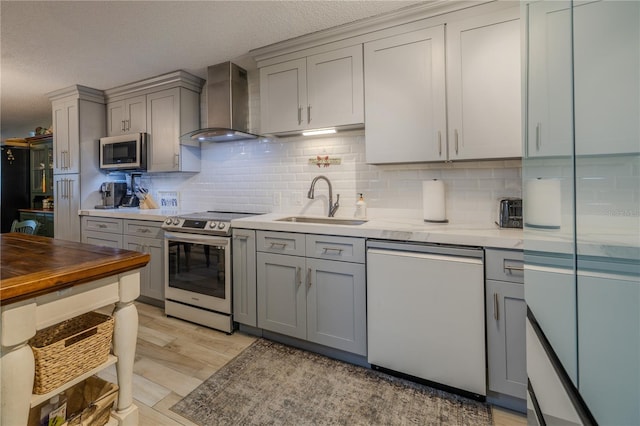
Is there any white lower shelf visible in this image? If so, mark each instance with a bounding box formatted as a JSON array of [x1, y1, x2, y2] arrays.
[[31, 355, 118, 407]]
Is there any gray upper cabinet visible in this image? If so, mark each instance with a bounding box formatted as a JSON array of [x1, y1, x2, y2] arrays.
[[255, 231, 367, 355], [259, 45, 364, 134], [485, 249, 526, 400], [364, 2, 521, 164], [446, 6, 521, 160], [147, 87, 201, 172], [526, 1, 573, 157], [104, 71, 204, 172], [106, 95, 147, 136], [364, 26, 446, 164]]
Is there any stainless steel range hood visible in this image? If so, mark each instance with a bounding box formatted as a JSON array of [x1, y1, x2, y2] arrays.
[[181, 62, 262, 143]]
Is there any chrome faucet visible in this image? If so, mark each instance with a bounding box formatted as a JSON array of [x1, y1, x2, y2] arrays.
[[307, 175, 340, 217]]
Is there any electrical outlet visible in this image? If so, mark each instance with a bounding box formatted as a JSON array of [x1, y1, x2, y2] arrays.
[[273, 192, 281, 206]]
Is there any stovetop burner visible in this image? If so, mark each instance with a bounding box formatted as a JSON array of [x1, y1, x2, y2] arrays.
[[161, 211, 260, 236]]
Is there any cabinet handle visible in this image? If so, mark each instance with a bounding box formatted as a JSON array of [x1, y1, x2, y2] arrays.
[[322, 247, 343, 255], [97, 224, 107, 228], [297, 106, 302, 125], [535, 123, 541, 151], [307, 267, 312, 288], [234, 235, 248, 240], [438, 131, 442, 157], [297, 267, 302, 287], [504, 263, 524, 273], [126, 119, 131, 131], [139, 228, 150, 233], [455, 129, 459, 155], [121, 120, 126, 132], [174, 154, 180, 168], [68, 179, 74, 199], [307, 105, 311, 123], [269, 242, 287, 249], [493, 292, 499, 321]]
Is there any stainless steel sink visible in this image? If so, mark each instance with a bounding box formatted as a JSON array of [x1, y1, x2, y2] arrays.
[[276, 216, 368, 226]]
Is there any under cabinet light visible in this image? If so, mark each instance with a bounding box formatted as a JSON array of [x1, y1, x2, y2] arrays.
[[302, 128, 337, 136]]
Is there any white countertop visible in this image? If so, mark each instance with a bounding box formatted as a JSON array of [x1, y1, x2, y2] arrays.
[[80, 208, 523, 249], [78, 209, 638, 260], [79, 208, 194, 222], [231, 213, 524, 250]]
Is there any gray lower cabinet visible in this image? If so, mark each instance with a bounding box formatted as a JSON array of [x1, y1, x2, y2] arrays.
[[232, 229, 257, 327], [485, 248, 526, 400], [81, 216, 165, 305], [256, 231, 367, 356]]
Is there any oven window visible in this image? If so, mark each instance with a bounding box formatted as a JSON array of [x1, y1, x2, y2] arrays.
[[168, 242, 226, 298]]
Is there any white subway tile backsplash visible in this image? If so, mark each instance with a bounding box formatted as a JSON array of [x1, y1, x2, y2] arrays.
[[149, 132, 524, 224]]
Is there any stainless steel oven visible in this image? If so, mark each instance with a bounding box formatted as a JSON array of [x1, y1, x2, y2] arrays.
[[162, 211, 256, 333]]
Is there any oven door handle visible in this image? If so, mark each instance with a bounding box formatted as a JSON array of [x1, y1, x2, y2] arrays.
[[164, 232, 230, 247]]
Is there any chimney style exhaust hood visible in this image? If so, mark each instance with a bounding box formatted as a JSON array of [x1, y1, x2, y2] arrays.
[[181, 62, 263, 143]]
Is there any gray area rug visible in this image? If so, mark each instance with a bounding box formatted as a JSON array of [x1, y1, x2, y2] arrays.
[[171, 339, 493, 425]]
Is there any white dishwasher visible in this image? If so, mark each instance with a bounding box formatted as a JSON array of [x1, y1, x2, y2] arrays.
[[366, 240, 486, 398]]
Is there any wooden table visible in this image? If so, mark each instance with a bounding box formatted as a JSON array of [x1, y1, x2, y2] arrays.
[[0, 233, 149, 425]]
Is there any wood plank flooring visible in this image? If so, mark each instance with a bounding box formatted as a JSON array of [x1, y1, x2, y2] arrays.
[[98, 302, 526, 425]]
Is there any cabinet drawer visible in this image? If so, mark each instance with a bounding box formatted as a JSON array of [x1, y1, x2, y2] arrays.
[[83, 230, 123, 248], [486, 248, 524, 283], [306, 235, 365, 263], [124, 219, 163, 239], [82, 217, 123, 234], [256, 231, 305, 256]]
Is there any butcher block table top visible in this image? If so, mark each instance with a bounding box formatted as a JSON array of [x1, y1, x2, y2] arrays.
[[0, 233, 150, 305]]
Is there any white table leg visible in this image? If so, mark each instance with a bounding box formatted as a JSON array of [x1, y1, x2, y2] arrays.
[[0, 343, 35, 426], [111, 271, 140, 424]]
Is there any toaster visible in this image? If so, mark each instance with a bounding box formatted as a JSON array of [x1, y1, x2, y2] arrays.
[[497, 198, 523, 228]]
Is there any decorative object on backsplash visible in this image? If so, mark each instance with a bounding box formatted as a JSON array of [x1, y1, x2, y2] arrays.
[[158, 191, 180, 208], [308, 156, 341, 167]]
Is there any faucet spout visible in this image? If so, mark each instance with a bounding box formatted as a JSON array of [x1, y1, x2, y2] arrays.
[[307, 175, 340, 217]]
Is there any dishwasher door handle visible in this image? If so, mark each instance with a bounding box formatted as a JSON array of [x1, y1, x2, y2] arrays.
[[367, 248, 483, 266]]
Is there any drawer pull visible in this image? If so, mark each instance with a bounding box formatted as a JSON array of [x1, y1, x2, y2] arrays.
[[139, 228, 150, 233], [234, 235, 248, 241], [97, 224, 107, 229], [504, 263, 524, 273], [322, 247, 344, 255], [493, 292, 499, 321], [269, 242, 288, 249]]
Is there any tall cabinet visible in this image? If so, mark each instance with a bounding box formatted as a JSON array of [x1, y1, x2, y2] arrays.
[[48, 86, 105, 242]]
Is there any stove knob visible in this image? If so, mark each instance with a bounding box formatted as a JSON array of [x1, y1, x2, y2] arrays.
[[218, 222, 226, 230], [172, 218, 180, 225], [209, 221, 217, 228], [165, 218, 173, 225]]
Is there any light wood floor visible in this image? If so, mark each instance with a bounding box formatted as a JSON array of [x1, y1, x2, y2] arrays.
[[98, 302, 526, 425]]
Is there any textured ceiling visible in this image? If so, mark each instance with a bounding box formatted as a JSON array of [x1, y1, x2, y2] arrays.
[[1, 0, 423, 138]]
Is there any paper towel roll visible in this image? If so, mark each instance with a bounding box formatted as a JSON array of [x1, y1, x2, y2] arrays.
[[524, 178, 561, 229], [422, 179, 447, 223]]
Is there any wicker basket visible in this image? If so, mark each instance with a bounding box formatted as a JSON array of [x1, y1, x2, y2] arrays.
[[29, 312, 114, 395]]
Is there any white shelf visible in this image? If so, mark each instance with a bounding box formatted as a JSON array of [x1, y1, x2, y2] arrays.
[[30, 355, 118, 407]]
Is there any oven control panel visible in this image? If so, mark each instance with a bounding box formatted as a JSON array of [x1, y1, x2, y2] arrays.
[[162, 217, 228, 234]]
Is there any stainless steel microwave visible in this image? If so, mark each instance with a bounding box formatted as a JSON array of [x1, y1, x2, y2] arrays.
[[99, 133, 148, 171]]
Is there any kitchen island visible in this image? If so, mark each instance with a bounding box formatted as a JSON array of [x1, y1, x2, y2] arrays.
[[0, 233, 150, 426]]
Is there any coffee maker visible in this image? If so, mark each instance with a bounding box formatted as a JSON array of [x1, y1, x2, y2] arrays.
[[96, 182, 127, 209]]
